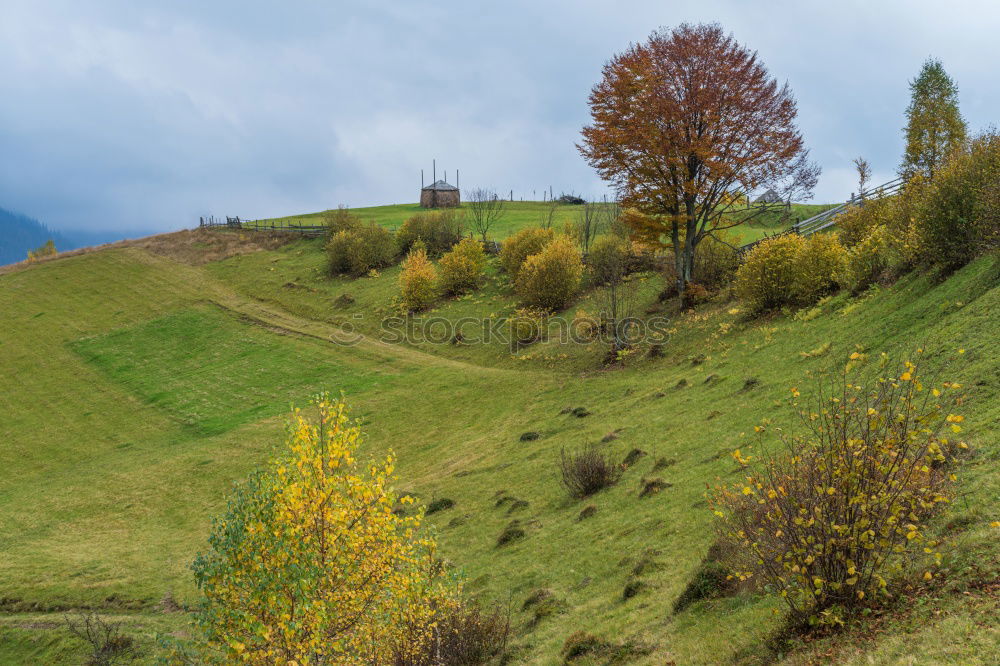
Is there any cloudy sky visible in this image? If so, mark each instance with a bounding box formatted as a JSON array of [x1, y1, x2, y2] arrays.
[[1, 0, 998, 234]]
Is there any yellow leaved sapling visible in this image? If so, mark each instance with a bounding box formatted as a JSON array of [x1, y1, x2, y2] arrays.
[[191, 395, 460, 664]]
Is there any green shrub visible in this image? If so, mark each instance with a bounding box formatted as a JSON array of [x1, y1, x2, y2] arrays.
[[735, 233, 847, 313], [515, 236, 583, 311], [692, 232, 740, 289], [587, 235, 630, 286], [843, 225, 897, 293], [399, 247, 437, 311], [438, 237, 487, 295], [916, 131, 1000, 269], [326, 223, 397, 277], [397, 210, 465, 257], [836, 197, 893, 248], [323, 206, 360, 235], [710, 357, 961, 626], [499, 227, 555, 279]]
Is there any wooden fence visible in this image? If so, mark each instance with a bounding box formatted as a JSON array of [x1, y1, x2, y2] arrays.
[[198, 216, 326, 237], [735, 176, 906, 257]]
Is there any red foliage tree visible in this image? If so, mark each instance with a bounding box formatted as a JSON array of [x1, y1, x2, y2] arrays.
[[579, 23, 820, 295]]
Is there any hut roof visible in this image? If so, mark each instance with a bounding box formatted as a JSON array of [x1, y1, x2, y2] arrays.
[[422, 180, 458, 192]]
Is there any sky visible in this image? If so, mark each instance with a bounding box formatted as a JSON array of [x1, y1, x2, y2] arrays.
[[1, 0, 998, 235]]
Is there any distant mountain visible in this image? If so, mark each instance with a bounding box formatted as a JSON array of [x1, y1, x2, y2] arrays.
[[0, 208, 152, 266]]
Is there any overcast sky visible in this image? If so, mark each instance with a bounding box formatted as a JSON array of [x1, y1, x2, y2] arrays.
[[1, 0, 998, 234]]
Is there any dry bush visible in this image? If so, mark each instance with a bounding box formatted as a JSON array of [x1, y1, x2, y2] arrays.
[[438, 237, 487, 295], [515, 236, 583, 311], [394, 600, 510, 666], [63, 612, 136, 665], [559, 445, 624, 498], [710, 354, 963, 627], [397, 210, 465, 257], [399, 246, 438, 311], [499, 227, 555, 279]]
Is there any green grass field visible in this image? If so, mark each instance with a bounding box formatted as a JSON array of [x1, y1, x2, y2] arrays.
[[261, 200, 833, 245], [1, 228, 998, 664]]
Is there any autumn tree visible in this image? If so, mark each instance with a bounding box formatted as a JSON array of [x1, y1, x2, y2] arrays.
[[579, 23, 819, 296], [191, 395, 458, 664], [900, 58, 967, 180]]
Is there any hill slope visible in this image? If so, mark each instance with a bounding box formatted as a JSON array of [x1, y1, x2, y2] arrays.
[[1, 229, 998, 664]]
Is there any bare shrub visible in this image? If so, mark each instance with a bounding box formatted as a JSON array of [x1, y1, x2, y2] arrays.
[[394, 600, 510, 666], [64, 612, 136, 665], [559, 445, 624, 498], [467, 188, 506, 242]]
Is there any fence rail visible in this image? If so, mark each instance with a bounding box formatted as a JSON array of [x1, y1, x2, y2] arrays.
[[199, 215, 326, 237]]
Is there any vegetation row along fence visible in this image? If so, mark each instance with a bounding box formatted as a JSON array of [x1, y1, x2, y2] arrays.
[[735, 175, 907, 257]]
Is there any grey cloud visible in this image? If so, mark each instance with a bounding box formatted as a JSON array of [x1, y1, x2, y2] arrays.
[[1, 0, 998, 233]]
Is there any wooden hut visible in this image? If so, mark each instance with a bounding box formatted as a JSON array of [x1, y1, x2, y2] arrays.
[[753, 188, 783, 204], [420, 180, 460, 208]]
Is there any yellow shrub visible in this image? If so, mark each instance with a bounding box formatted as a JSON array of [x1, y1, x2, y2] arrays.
[[399, 247, 437, 311], [515, 235, 583, 311], [326, 223, 397, 277], [734, 234, 806, 313], [437, 237, 487, 295], [499, 227, 555, 279], [735, 233, 847, 313], [795, 233, 848, 304], [397, 210, 464, 256], [587, 234, 630, 286], [323, 206, 360, 235], [711, 358, 960, 625], [843, 225, 897, 293], [191, 395, 458, 663], [836, 197, 893, 248]]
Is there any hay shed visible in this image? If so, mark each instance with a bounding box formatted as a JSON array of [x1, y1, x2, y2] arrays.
[[753, 189, 783, 204], [420, 180, 460, 208]]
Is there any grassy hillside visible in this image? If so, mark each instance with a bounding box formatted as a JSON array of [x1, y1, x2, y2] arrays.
[[262, 200, 832, 245], [1, 229, 998, 664]]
